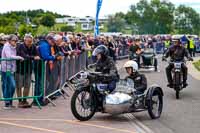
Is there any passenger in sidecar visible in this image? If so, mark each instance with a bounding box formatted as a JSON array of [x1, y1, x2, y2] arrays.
[[123, 60, 147, 95], [141, 48, 158, 71]]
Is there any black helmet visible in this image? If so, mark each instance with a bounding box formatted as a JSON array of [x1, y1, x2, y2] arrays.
[[92, 45, 109, 57]]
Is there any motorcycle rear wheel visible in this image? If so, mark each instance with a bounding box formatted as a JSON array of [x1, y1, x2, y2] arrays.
[[174, 72, 181, 99]]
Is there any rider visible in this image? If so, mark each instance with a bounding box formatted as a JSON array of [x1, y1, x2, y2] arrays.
[[163, 38, 193, 88], [123, 60, 147, 94], [129, 37, 142, 68], [92, 45, 120, 92]]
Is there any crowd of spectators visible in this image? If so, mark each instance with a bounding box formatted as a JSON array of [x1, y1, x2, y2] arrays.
[[0, 32, 129, 109], [0, 32, 199, 109]]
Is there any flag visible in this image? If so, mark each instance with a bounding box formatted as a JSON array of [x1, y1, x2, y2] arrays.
[[94, 0, 103, 37]]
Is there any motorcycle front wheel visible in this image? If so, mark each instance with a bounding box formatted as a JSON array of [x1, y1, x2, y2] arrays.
[[71, 87, 96, 121]]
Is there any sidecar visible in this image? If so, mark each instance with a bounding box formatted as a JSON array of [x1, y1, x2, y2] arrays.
[[129, 48, 158, 71], [103, 79, 163, 119], [140, 48, 158, 71]]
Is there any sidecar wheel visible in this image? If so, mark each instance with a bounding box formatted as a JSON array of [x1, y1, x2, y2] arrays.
[[71, 87, 96, 121], [147, 88, 163, 119]]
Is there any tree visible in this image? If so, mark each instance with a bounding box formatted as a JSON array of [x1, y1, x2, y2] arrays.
[[18, 25, 33, 37], [60, 25, 75, 32], [0, 26, 15, 34], [107, 15, 126, 32], [175, 5, 200, 34], [36, 25, 49, 35], [150, 0, 175, 34], [40, 14, 55, 27], [32, 17, 41, 25], [124, 0, 175, 34]]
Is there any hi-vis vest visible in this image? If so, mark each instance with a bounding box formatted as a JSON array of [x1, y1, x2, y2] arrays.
[[86, 42, 92, 57], [164, 41, 170, 48], [186, 39, 195, 49]]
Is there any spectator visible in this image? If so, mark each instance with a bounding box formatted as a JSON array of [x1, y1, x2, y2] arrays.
[[54, 34, 64, 60], [16, 34, 40, 108], [0, 34, 6, 58], [1, 34, 24, 109], [39, 34, 56, 61], [107, 37, 117, 62], [60, 41, 72, 57]]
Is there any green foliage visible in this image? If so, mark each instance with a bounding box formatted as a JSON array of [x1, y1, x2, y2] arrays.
[[107, 15, 126, 32], [193, 60, 200, 71], [175, 5, 200, 34], [0, 9, 64, 36], [40, 14, 55, 27], [0, 26, 16, 34], [36, 25, 49, 35], [108, 0, 200, 35], [18, 25, 33, 37], [60, 25, 75, 32], [0, 5, 199, 35], [125, 0, 175, 34]]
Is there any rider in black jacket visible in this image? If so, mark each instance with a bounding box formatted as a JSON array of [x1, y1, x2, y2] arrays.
[[124, 60, 147, 94], [92, 45, 119, 92], [163, 38, 193, 88]]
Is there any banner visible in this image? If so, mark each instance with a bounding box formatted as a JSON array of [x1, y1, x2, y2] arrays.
[[94, 0, 103, 37]]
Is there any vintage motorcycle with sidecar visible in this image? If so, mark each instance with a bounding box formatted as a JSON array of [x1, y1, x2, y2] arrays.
[[69, 67, 163, 121], [130, 48, 158, 71]]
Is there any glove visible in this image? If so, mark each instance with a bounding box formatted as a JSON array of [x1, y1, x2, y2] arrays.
[[88, 74, 97, 81], [188, 57, 194, 61], [162, 56, 167, 61]]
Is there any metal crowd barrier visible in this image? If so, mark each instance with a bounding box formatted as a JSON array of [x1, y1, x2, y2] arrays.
[[0, 49, 129, 108], [0, 58, 45, 109], [44, 52, 89, 106]]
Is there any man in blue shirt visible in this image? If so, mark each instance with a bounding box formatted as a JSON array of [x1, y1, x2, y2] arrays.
[[39, 34, 56, 61]]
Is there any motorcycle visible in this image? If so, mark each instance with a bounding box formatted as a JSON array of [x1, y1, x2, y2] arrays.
[[69, 66, 163, 121], [166, 61, 187, 99]]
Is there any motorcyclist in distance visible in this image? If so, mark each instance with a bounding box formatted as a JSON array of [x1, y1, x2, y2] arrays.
[[163, 38, 193, 88]]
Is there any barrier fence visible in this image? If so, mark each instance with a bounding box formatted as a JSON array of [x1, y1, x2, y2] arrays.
[[1, 45, 160, 108], [0, 58, 45, 109], [0, 52, 94, 108]]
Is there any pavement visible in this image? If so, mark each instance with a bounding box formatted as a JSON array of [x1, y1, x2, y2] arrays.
[[0, 55, 200, 133]]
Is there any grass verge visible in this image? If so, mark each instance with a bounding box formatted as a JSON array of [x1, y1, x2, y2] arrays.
[[193, 60, 200, 71]]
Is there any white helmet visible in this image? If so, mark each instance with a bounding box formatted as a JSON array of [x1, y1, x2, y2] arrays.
[[123, 60, 138, 71]]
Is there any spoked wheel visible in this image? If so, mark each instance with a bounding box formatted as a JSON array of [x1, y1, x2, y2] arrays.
[[147, 89, 163, 119], [174, 72, 181, 99], [71, 87, 96, 121], [176, 90, 180, 99]]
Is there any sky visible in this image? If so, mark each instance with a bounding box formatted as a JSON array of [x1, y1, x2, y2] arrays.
[[0, 0, 200, 17]]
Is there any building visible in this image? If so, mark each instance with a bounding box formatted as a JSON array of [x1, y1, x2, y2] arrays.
[[55, 16, 108, 31]]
